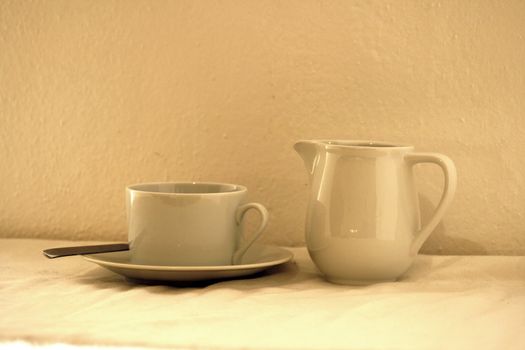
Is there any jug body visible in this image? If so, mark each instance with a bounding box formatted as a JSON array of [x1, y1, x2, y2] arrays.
[[295, 140, 456, 285]]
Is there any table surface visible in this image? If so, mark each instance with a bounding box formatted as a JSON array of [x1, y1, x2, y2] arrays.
[[1, 238, 524, 350]]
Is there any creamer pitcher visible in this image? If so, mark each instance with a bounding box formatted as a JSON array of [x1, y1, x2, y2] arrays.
[[295, 140, 457, 285]]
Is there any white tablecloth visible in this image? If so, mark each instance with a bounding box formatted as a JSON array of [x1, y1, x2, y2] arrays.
[[1, 239, 524, 350]]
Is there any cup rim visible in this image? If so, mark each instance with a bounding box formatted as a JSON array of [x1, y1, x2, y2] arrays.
[[126, 182, 247, 196]]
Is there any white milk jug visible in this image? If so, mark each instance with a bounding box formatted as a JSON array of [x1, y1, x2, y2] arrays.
[[295, 140, 457, 285]]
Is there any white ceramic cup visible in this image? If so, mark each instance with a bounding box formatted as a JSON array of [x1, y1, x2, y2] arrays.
[[126, 182, 269, 266]]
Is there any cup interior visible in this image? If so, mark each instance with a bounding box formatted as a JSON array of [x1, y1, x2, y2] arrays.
[[128, 182, 244, 194]]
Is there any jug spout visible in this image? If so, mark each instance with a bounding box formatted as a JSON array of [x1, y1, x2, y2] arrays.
[[294, 140, 319, 178]]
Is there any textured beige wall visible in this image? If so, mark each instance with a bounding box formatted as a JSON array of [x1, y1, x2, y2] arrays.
[[1, 0, 524, 254]]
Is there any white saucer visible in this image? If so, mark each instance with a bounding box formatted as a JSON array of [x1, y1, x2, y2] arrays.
[[83, 244, 293, 282]]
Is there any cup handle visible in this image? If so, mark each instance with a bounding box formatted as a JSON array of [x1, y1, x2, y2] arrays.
[[232, 203, 269, 265], [405, 152, 457, 255]]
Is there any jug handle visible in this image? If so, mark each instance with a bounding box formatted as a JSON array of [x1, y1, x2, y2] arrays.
[[405, 153, 457, 255]]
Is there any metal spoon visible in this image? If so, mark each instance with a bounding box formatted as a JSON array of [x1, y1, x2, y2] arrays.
[[43, 243, 129, 258]]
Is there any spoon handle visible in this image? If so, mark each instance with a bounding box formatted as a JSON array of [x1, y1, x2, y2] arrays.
[[43, 243, 129, 258]]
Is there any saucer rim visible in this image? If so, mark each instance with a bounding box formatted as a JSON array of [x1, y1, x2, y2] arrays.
[[83, 245, 293, 271]]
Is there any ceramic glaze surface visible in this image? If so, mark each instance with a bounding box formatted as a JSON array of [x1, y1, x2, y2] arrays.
[[127, 182, 268, 266], [295, 140, 457, 284]]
